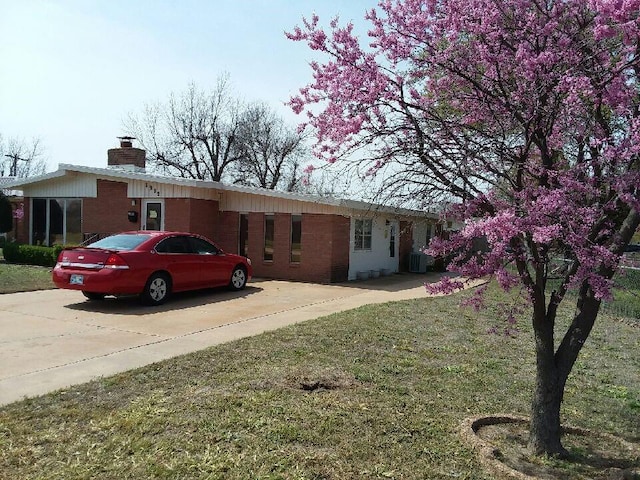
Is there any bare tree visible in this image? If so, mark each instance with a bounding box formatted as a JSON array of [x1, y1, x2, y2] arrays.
[[0, 135, 47, 178], [231, 102, 307, 191], [125, 76, 243, 182], [126, 78, 309, 191]]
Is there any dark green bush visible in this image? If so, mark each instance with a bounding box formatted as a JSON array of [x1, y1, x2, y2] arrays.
[[2, 243, 62, 267]]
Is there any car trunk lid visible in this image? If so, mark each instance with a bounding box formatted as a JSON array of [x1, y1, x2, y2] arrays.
[[57, 248, 128, 270]]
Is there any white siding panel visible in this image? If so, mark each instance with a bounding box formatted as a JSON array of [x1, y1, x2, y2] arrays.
[[127, 180, 219, 200], [22, 174, 97, 198], [221, 190, 341, 215]]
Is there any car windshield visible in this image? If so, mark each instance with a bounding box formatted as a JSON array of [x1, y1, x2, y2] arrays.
[[87, 234, 152, 251]]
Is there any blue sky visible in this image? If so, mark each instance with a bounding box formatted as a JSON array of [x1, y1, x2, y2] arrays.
[[0, 1, 374, 170]]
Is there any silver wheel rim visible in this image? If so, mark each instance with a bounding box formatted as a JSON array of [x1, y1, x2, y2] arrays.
[[150, 278, 167, 301], [231, 269, 245, 288]]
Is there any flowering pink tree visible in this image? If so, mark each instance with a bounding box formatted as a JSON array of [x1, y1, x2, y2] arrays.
[[288, 0, 640, 456]]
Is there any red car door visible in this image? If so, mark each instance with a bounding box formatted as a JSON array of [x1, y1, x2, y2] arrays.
[[154, 236, 202, 291], [188, 236, 231, 287]]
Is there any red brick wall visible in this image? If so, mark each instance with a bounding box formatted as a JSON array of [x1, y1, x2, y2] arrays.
[[242, 212, 350, 283], [330, 215, 350, 282], [216, 211, 240, 253], [164, 198, 218, 239], [399, 220, 413, 272], [83, 180, 134, 235]]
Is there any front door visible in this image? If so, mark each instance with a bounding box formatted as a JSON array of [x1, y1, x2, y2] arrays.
[[142, 200, 164, 231]]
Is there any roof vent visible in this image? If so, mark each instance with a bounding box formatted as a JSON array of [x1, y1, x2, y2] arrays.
[[118, 136, 135, 148]]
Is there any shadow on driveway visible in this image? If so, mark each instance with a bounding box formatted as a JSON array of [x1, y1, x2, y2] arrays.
[[63, 285, 263, 316]]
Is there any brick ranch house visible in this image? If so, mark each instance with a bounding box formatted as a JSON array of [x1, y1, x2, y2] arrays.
[[6, 140, 446, 283]]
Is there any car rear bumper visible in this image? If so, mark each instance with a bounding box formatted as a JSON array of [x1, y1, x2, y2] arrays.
[[52, 265, 143, 294]]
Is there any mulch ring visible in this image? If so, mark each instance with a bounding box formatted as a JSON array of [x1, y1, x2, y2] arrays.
[[460, 414, 639, 480]]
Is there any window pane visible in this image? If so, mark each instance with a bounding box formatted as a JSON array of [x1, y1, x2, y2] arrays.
[[290, 215, 302, 263], [239, 214, 249, 257], [65, 199, 82, 245], [189, 236, 219, 254], [90, 234, 151, 251], [355, 219, 363, 236], [363, 219, 372, 235], [32, 199, 47, 245], [49, 199, 64, 245], [264, 215, 274, 261]]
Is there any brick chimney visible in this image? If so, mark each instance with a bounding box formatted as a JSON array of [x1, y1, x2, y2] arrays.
[[107, 136, 146, 171]]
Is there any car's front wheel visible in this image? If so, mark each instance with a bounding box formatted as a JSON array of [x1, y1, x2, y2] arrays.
[[82, 291, 105, 301], [229, 266, 247, 291], [141, 272, 171, 305]]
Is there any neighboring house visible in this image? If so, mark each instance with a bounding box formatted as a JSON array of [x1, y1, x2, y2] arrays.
[[5, 139, 446, 283]]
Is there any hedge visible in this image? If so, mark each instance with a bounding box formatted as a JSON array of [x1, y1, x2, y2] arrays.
[[2, 243, 64, 267]]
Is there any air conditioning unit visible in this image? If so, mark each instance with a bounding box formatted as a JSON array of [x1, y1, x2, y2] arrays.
[[410, 252, 433, 273]]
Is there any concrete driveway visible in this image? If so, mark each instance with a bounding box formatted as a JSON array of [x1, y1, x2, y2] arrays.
[[0, 273, 456, 406]]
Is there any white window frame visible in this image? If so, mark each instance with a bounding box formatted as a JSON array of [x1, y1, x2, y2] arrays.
[[354, 218, 373, 251]]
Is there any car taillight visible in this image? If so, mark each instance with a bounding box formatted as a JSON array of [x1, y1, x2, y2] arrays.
[[105, 254, 130, 270]]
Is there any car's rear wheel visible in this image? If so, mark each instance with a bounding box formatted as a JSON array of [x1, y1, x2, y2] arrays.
[[229, 266, 247, 291], [82, 291, 106, 301], [142, 272, 171, 305]]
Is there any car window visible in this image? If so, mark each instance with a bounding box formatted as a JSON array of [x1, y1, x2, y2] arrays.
[[155, 236, 193, 254], [189, 236, 219, 255], [88, 234, 151, 251]]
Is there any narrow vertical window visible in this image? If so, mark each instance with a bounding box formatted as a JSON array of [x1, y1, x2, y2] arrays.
[[290, 215, 302, 263], [264, 214, 274, 261], [239, 214, 249, 257], [354, 219, 372, 251], [389, 223, 396, 257]]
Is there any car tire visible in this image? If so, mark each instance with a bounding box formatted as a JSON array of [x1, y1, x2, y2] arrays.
[[141, 272, 171, 305], [229, 266, 247, 291], [82, 291, 106, 301]]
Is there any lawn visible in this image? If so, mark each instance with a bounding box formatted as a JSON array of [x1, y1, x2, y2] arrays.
[[0, 248, 55, 293], [0, 283, 637, 479]]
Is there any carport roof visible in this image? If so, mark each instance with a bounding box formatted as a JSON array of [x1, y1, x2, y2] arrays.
[[4, 163, 439, 219]]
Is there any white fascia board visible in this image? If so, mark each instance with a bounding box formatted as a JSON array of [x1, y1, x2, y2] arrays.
[[2, 170, 68, 189]]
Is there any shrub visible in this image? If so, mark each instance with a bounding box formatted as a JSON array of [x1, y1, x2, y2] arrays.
[[2, 243, 62, 267]]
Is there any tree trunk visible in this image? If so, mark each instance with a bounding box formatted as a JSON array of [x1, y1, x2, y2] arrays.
[[529, 355, 567, 456], [528, 304, 568, 456], [528, 283, 603, 456]]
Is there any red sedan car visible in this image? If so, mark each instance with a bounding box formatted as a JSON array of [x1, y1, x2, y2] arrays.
[[52, 231, 253, 305]]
